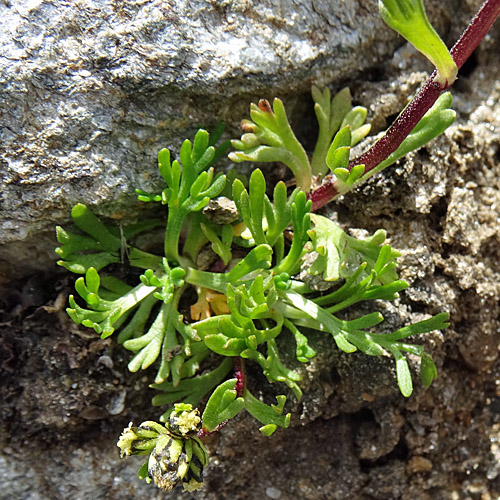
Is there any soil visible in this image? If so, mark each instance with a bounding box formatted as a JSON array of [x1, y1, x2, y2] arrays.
[[1, 24, 500, 500]]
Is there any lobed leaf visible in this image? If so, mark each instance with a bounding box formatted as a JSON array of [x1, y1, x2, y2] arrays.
[[372, 93, 456, 173], [243, 389, 291, 436], [229, 98, 312, 192], [201, 379, 245, 432]]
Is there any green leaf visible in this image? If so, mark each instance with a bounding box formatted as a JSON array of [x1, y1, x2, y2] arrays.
[[351, 125, 371, 147], [203, 332, 247, 356], [345, 332, 385, 356], [312, 87, 371, 175], [382, 312, 450, 342], [137, 461, 149, 480], [420, 356, 438, 387], [116, 294, 160, 344], [331, 125, 352, 151], [70, 204, 122, 249], [283, 319, 316, 363], [66, 268, 157, 339], [121, 287, 198, 384], [333, 333, 357, 353], [346, 311, 385, 330], [198, 277, 283, 358], [329, 146, 350, 172], [391, 347, 413, 397], [326, 126, 351, 172], [283, 291, 357, 354], [229, 98, 312, 192], [374, 93, 456, 173], [152, 358, 233, 415], [273, 191, 311, 275], [341, 107, 369, 137], [243, 389, 291, 436], [241, 338, 302, 399], [265, 181, 292, 248], [202, 379, 245, 432], [226, 244, 273, 281], [259, 424, 278, 437], [307, 214, 400, 285], [311, 87, 351, 175], [233, 171, 298, 254], [56, 205, 164, 274], [232, 169, 267, 245], [201, 223, 233, 265], [379, 0, 457, 86], [152, 129, 227, 262], [55, 205, 122, 273]]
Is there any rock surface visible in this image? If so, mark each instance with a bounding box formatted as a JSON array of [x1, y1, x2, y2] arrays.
[[1, 0, 457, 280], [2, 1, 500, 500]]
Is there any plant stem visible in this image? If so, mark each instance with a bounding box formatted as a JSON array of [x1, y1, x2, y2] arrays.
[[164, 209, 184, 262], [308, 0, 500, 211], [450, 0, 500, 69], [197, 421, 228, 438], [234, 356, 246, 397]]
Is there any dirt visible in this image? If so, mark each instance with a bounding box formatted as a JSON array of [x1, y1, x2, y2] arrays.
[[1, 23, 500, 500]]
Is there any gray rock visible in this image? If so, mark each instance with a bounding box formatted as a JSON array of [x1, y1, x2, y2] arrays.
[[0, 0, 458, 279]]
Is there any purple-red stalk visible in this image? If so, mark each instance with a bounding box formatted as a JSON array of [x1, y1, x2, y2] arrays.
[[234, 356, 245, 397], [308, 0, 500, 211], [197, 420, 228, 438]]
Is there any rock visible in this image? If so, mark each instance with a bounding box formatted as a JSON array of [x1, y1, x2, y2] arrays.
[[0, 0, 460, 280], [407, 456, 433, 474]]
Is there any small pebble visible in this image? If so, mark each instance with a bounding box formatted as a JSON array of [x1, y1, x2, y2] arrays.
[[97, 355, 114, 369], [407, 456, 433, 474], [106, 389, 127, 415], [266, 486, 282, 499]]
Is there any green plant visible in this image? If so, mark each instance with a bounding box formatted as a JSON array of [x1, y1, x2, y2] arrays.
[[56, 0, 500, 492]]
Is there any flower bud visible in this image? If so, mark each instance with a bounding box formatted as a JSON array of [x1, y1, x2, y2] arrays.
[[147, 430, 208, 491], [166, 403, 201, 437], [117, 405, 208, 492], [117, 420, 165, 457]]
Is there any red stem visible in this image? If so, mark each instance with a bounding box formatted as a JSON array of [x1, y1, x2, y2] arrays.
[[309, 0, 500, 211], [234, 356, 246, 397], [451, 0, 500, 68], [197, 420, 228, 438]]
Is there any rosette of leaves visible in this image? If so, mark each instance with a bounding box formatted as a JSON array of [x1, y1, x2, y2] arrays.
[[53, 0, 500, 491], [58, 127, 447, 437], [59, 124, 448, 492], [187, 169, 447, 402]]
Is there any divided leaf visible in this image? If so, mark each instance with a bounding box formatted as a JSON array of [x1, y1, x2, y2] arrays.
[[201, 378, 245, 432], [373, 92, 456, 173], [307, 214, 400, 284], [312, 87, 371, 175], [229, 98, 312, 192], [152, 358, 234, 420], [243, 389, 291, 436]]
